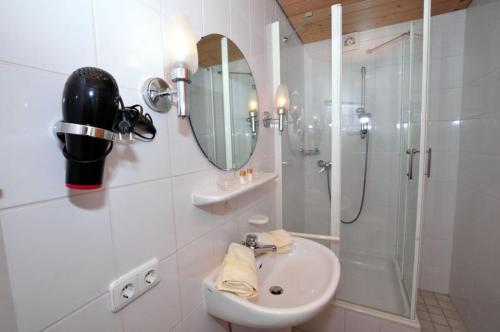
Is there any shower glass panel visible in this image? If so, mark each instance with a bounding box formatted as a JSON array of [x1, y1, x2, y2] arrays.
[[280, 18, 332, 240], [279, 2, 428, 321], [337, 19, 424, 318]]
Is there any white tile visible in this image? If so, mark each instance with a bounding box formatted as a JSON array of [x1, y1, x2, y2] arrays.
[[430, 55, 464, 90], [431, 151, 460, 182], [93, 0, 164, 90], [108, 179, 176, 274], [105, 88, 171, 187], [425, 180, 457, 211], [250, 0, 266, 38], [1, 192, 115, 332], [202, 0, 230, 36], [420, 265, 451, 294], [427, 121, 460, 152], [423, 209, 456, 240], [210, 220, 240, 263], [171, 170, 222, 247], [345, 310, 380, 332], [136, 0, 161, 11], [298, 305, 345, 332], [45, 295, 122, 332], [230, 0, 251, 56], [0, 0, 96, 73], [181, 302, 228, 332], [177, 233, 218, 317], [162, 0, 203, 39], [0, 64, 68, 209], [264, 0, 277, 25], [429, 88, 463, 121], [167, 112, 212, 176], [421, 238, 453, 269], [120, 255, 181, 332]]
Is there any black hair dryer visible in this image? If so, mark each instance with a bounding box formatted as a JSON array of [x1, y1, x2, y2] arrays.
[[54, 67, 157, 190]]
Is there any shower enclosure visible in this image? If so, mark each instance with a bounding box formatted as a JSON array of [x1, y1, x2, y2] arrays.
[[278, 1, 430, 321]]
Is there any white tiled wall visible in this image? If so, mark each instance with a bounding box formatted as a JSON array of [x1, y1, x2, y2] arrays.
[[449, 1, 500, 331], [0, 0, 278, 331], [420, 10, 466, 294]]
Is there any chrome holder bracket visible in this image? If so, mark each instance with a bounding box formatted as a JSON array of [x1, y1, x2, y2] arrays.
[[262, 111, 289, 131], [141, 77, 175, 113], [53, 121, 118, 142], [262, 111, 277, 128]]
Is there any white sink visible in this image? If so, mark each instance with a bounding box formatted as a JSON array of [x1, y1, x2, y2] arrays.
[[203, 237, 341, 328]]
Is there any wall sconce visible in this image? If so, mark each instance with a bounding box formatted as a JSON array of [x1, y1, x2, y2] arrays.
[[247, 89, 259, 135], [142, 13, 198, 117], [263, 84, 290, 132]]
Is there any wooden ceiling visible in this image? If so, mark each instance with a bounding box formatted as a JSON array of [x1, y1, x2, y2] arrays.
[[197, 34, 244, 68], [277, 0, 472, 43]]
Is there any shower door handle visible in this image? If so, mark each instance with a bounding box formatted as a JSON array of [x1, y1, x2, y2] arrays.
[[406, 148, 420, 180], [425, 148, 432, 178]]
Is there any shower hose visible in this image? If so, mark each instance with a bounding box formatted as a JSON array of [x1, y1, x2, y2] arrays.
[[326, 132, 369, 224]]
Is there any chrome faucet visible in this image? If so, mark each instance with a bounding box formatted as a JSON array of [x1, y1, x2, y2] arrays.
[[317, 160, 332, 173], [242, 234, 277, 255]]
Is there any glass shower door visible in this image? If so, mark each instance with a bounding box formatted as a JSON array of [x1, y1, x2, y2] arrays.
[[398, 19, 425, 315], [279, 7, 333, 239]]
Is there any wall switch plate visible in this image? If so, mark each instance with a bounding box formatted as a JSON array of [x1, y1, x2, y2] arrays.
[[109, 258, 160, 313]]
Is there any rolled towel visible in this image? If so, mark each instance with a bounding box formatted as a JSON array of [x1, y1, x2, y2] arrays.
[[251, 229, 294, 253], [216, 243, 258, 299]]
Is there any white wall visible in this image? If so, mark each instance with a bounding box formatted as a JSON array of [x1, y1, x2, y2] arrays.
[[449, 1, 500, 331], [0, 0, 278, 331], [419, 10, 466, 294]]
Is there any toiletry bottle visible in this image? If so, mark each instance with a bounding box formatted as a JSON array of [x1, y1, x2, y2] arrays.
[[246, 168, 253, 182], [239, 170, 247, 185]]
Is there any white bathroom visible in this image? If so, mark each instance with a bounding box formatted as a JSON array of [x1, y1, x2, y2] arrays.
[[0, 0, 499, 332]]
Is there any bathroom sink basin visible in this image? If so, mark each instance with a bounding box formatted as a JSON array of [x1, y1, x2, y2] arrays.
[[202, 237, 341, 328]]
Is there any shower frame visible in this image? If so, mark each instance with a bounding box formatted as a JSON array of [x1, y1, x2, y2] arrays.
[[273, 0, 432, 324]]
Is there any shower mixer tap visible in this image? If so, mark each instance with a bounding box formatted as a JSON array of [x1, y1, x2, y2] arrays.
[[317, 160, 332, 173]]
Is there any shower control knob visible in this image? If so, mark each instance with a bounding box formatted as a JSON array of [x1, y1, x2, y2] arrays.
[[317, 160, 332, 173]]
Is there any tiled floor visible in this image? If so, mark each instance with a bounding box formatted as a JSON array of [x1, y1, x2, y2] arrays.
[[417, 290, 468, 332]]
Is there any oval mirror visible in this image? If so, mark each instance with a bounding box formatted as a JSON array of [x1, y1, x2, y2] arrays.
[[189, 34, 258, 171]]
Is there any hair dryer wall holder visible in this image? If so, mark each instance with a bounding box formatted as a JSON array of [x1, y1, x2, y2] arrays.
[[53, 121, 120, 142]]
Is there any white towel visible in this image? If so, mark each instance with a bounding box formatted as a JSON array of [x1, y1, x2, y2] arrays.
[[252, 229, 294, 253], [216, 243, 258, 299]]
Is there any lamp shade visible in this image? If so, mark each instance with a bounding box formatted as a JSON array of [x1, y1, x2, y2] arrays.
[[275, 84, 290, 110], [164, 13, 198, 75], [247, 90, 258, 113]]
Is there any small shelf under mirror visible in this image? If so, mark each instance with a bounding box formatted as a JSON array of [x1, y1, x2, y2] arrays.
[[192, 172, 278, 207]]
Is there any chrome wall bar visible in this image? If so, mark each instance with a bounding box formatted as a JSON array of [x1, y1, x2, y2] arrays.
[[289, 231, 340, 243]]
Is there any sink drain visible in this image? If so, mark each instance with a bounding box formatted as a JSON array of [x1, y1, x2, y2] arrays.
[[269, 286, 284, 295]]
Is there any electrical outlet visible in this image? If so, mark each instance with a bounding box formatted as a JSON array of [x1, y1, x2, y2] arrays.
[[138, 259, 160, 291], [110, 274, 139, 312], [109, 258, 161, 313]]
